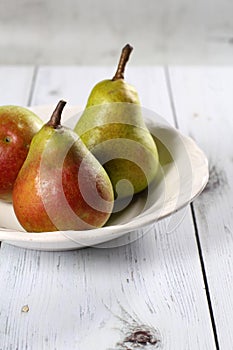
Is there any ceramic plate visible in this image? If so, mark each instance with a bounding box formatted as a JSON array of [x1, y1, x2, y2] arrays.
[[0, 106, 209, 251]]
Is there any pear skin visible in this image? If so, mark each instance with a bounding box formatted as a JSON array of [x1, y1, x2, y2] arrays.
[[0, 106, 43, 202], [74, 44, 159, 198], [13, 101, 114, 232]]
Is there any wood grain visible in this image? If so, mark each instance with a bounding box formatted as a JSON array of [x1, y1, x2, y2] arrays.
[[169, 66, 233, 349], [0, 66, 216, 349]]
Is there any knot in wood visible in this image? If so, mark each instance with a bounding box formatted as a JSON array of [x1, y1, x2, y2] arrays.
[[125, 330, 158, 345]]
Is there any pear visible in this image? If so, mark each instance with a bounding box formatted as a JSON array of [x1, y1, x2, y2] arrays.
[[74, 44, 159, 198], [0, 105, 43, 202], [13, 100, 114, 232]]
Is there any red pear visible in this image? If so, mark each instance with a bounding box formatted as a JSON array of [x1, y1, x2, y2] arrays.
[[13, 101, 114, 232], [0, 105, 43, 202]]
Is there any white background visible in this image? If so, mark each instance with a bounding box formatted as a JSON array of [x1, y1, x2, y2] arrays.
[[1, 0, 233, 64]]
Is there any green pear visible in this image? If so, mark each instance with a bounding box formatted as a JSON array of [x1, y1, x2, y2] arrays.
[[13, 100, 114, 232], [74, 44, 159, 198], [0, 105, 43, 202]]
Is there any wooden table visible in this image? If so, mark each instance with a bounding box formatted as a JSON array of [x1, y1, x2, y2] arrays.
[[0, 66, 232, 349]]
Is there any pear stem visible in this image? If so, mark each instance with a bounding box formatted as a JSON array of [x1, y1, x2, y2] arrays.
[[112, 44, 133, 81], [47, 100, 67, 128]]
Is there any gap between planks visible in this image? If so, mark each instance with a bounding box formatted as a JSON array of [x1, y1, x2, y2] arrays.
[[27, 66, 38, 107]]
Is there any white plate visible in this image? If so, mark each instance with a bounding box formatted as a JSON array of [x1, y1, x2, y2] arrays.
[[0, 106, 209, 251]]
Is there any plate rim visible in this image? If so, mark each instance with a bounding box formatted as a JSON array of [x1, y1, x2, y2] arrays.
[[0, 105, 209, 249]]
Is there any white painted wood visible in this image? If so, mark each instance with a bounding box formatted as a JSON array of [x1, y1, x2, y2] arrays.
[[0, 66, 216, 349], [0, 66, 34, 105], [0, 219, 215, 349], [169, 66, 233, 349]]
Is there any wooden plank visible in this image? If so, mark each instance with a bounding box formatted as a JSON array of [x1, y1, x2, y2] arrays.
[[168, 66, 233, 349], [0, 66, 216, 349], [0, 66, 34, 105]]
